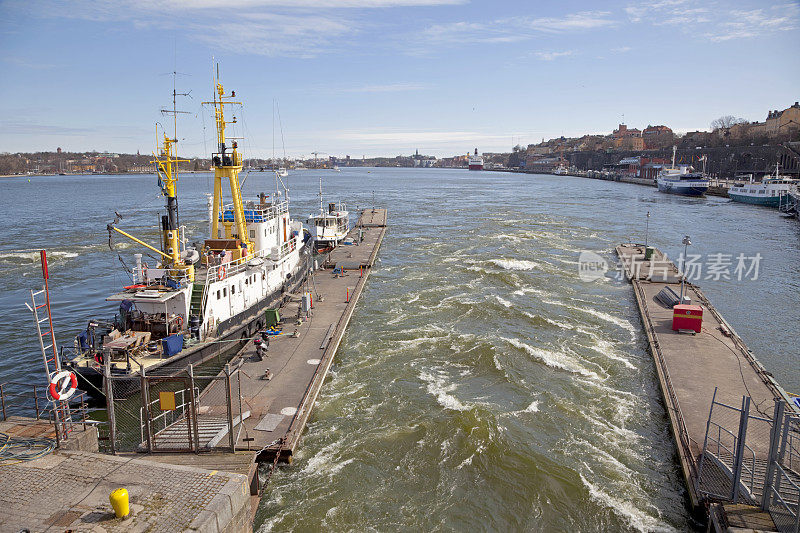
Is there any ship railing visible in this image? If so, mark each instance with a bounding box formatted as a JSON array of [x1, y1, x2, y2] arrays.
[[132, 266, 192, 287], [199, 237, 299, 336], [204, 237, 297, 285], [218, 200, 288, 221]]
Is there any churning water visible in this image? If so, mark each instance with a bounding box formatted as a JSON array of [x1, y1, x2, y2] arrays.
[[1, 169, 798, 532]]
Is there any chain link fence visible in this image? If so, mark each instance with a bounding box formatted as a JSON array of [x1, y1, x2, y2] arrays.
[[104, 361, 245, 454]]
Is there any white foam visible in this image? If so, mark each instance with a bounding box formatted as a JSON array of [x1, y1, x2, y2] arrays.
[[418, 369, 472, 412], [490, 258, 542, 271], [504, 337, 599, 380], [543, 299, 637, 340], [0, 250, 79, 262], [495, 295, 513, 308], [579, 474, 676, 532], [507, 401, 540, 417]]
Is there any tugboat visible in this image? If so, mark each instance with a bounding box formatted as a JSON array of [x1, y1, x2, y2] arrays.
[[657, 146, 709, 196], [66, 74, 308, 397], [307, 177, 349, 253], [728, 163, 797, 207]]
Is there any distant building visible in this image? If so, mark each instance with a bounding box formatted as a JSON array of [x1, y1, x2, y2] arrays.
[[642, 125, 673, 149], [612, 124, 643, 150]]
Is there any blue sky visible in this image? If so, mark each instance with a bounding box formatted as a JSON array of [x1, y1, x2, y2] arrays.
[[0, 0, 798, 158]]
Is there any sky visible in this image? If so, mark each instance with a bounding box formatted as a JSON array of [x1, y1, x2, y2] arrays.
[[0, 0, 798, 158]]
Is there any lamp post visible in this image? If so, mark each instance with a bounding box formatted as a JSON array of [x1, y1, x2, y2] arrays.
[[645, 211, 650, 248], [679, 235, 691, 304]]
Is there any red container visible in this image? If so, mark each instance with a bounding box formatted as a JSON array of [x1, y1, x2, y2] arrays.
[[672, 304, 703, 333]]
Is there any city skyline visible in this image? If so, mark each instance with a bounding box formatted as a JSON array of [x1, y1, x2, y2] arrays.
[[0, 0, 798, 158]]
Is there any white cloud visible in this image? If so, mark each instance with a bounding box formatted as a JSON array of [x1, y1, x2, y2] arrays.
[[610, 46, 632, 53], [519, 11, 616, 33], [413, 10, 617, 51], [534, 50, 574, 61], [624, 0, 799, 42]]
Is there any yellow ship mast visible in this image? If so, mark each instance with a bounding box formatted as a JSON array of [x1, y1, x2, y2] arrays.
[[203, 72, 251, 256], [153, 133, 192, 279], [110, 84, 195, 283]]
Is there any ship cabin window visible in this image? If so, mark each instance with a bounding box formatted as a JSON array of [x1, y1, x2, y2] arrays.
[[250, 230, 256, 239], [231, 285, 235, 294], [217, 290, 221, 300], [264, 228, 268, 236], [245, 277, 248, 285], [223, 288, 227, 297], [759, 190, 765, 194]]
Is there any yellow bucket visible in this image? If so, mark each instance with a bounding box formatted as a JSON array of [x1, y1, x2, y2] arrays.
[[109, 488, 130, 518]]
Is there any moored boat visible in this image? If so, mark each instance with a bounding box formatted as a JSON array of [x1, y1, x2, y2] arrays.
[[657, 146, 709, 196], [728, 163, 797, 207], [66, 74, 308, 398], [307, 177, 349, 253]]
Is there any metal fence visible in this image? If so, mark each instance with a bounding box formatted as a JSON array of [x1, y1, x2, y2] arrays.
[[0, 380, 93, 448], [698, 389, 800, 532], [104, 361, 245, 454]]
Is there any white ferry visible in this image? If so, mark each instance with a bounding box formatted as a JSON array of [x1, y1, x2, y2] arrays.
[[728, 163, 797, 207], [67, 75, 308, 397], [468, 148, 484, 171]]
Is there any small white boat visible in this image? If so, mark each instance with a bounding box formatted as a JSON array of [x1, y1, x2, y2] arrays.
[[277, 167, 288, 178], [307, 177, 349, 252]]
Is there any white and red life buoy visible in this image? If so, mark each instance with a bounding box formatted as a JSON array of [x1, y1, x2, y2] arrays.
[[48, 370, 78, 401], [218, 265, 227, 280]]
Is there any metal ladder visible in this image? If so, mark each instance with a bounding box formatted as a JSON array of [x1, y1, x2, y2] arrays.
[[25, 250, 72, 442]]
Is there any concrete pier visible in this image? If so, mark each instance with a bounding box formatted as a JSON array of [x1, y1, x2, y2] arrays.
[[615, 244, 795, 529]]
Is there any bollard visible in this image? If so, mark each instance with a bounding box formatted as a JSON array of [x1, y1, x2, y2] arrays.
[[346, 288, 350, 303], [360, 265, 363, 278], [109, 488, 130, 518]]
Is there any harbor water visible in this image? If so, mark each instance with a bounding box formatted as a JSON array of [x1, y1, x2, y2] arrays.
[[1, 169, 798, 532]]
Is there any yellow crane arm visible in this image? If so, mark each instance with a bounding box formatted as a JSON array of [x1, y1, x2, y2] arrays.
[[112, 227, 172, 260]]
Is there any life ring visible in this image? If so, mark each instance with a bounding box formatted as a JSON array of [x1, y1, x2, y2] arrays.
[[218, 265, 227, 280], [48, 370, 78, 401]]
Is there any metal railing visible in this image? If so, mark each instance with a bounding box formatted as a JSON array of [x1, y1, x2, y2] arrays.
[[0, 381, 93, 448]]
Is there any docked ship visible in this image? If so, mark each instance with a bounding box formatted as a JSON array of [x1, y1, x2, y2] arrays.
[[657, 146, 709, 196], [728, 163, 797, 207], [553, 162, 569, 175], [307, 177, 349, 253], [468, 148, 484, 171], [66, 76, 308, 397]]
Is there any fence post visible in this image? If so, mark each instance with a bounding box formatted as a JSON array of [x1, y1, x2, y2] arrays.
[[0, 383, 6, 421], [731, 395, 751, 503], [225, 363, 235, 453], [188, 364, 199, 452], [104, 357, 117, 455], [33, 384, 40, 419], [772, 414, 793, 509], [696, 387, 718, 496], [141, 367, 152, 453], [761, 400, 785, 510]]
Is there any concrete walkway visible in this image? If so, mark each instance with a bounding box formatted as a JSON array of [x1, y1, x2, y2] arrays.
[[0, 447, 250, 532]]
